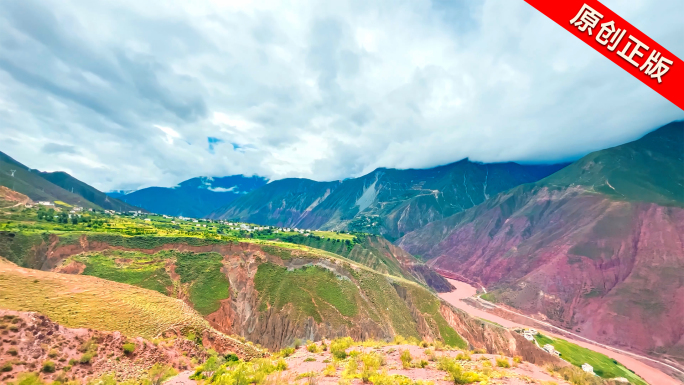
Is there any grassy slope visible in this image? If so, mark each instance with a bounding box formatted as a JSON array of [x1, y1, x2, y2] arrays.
[[274, 234, 409, 279], [534, 334, 647, 385], [31, 232, 468, 348], [538, 121, 683, 206], [249, 239, 467, 348], [0, 259, 209, 339], [72, 250, 230, 316], [78, 251, 173, 294]]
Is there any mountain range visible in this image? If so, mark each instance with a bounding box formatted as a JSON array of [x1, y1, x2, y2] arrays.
[[0, 150, 140, 212], [209, 160, 568, 240], [111, 175, 267, 218], [398, 121, 684, 359]]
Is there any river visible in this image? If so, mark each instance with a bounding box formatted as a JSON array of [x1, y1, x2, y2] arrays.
[[439, 279, 681, 385]]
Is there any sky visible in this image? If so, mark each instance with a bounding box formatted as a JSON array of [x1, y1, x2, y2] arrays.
[[0, 0, 682, 191]]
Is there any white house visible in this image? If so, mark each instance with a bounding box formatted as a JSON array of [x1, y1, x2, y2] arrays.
[[38, 201, 54, 206], [542, 344, 560, 357], [144, 218, 151, 222], [581, 363, 594, 374]]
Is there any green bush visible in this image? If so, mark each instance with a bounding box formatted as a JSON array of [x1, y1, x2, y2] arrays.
[[330, 337, 354, 360], [7, 347, 18, 356], [400, 349, 412, 369], [306, 341, 319, 353], [80, 352, 94, 364], [496, 357, 510, 368], [1, 362, 12, 372], [42, 360, 56, 373], [437, 357, 485, 384], [279, 347, 295, 357], [224, 353, 239, 362], [122, 342, 136, 355]]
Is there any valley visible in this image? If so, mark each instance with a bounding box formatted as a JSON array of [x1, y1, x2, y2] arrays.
[[440, 279, 679, 385], [0, 121, 681, 384], [0, 188, 653, 384]]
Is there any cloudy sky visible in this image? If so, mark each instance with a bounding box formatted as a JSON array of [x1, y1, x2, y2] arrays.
[[0, 0, 682, 191]]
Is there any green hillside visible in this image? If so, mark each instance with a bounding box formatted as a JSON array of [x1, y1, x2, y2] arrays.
[[39, 171, 141, 212], [539, 121, 684, 206], [0, 150, 142, 211], [213, 160, 566, 240], [0, 151, 100, 209]]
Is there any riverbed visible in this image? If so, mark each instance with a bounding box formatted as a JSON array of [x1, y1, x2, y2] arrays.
[[439, 279, 681, 385]]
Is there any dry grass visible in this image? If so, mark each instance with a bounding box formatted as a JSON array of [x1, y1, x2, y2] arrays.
[[0, 259, 209, 339]]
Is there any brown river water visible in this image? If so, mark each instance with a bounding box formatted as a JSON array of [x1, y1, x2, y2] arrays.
[[439, 279, 682, 385]]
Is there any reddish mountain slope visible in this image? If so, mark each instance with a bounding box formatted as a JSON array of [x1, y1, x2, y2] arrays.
[[397, 122, 684, 362]]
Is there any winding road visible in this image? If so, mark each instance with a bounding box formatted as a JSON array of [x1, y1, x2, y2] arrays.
[[439, 279, 682, 385]]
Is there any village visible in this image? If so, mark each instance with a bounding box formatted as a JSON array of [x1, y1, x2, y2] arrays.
[[18, 200, 341, 240]]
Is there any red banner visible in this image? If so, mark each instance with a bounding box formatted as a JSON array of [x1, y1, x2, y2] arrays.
[[524, 0, 683, 111]]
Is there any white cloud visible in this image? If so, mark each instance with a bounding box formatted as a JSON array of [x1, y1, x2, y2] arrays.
[[154, 125, 182, 144], [0, 0, 681, 191]]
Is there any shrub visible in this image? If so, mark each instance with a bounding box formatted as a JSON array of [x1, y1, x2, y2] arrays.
[[42, 360, 56, 373], [68, 359, 77, 365], [48, 349, 59, 358], [147, 363, 178, 385], [8, 347, 18, 356], [122, 342, 136, 355], [496, 357, 510, 368], [306, 342, 319, 353], [342, 357, 358, 379], [304, 357, 316, 362], [513, 355, 523, 364], [455, 352, 471, 361], [280, 347, 295, 357], [323, 364, 337, 377], [224, 353, 239, 362], [1, 362, 12, 372], [80, 352, 95, 364], [331, 337, 354, 360], [400, 349, 412, 369], [438, 357, 486, 384], [414, 359, 428, 368], [275, 358, 287, 371]]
